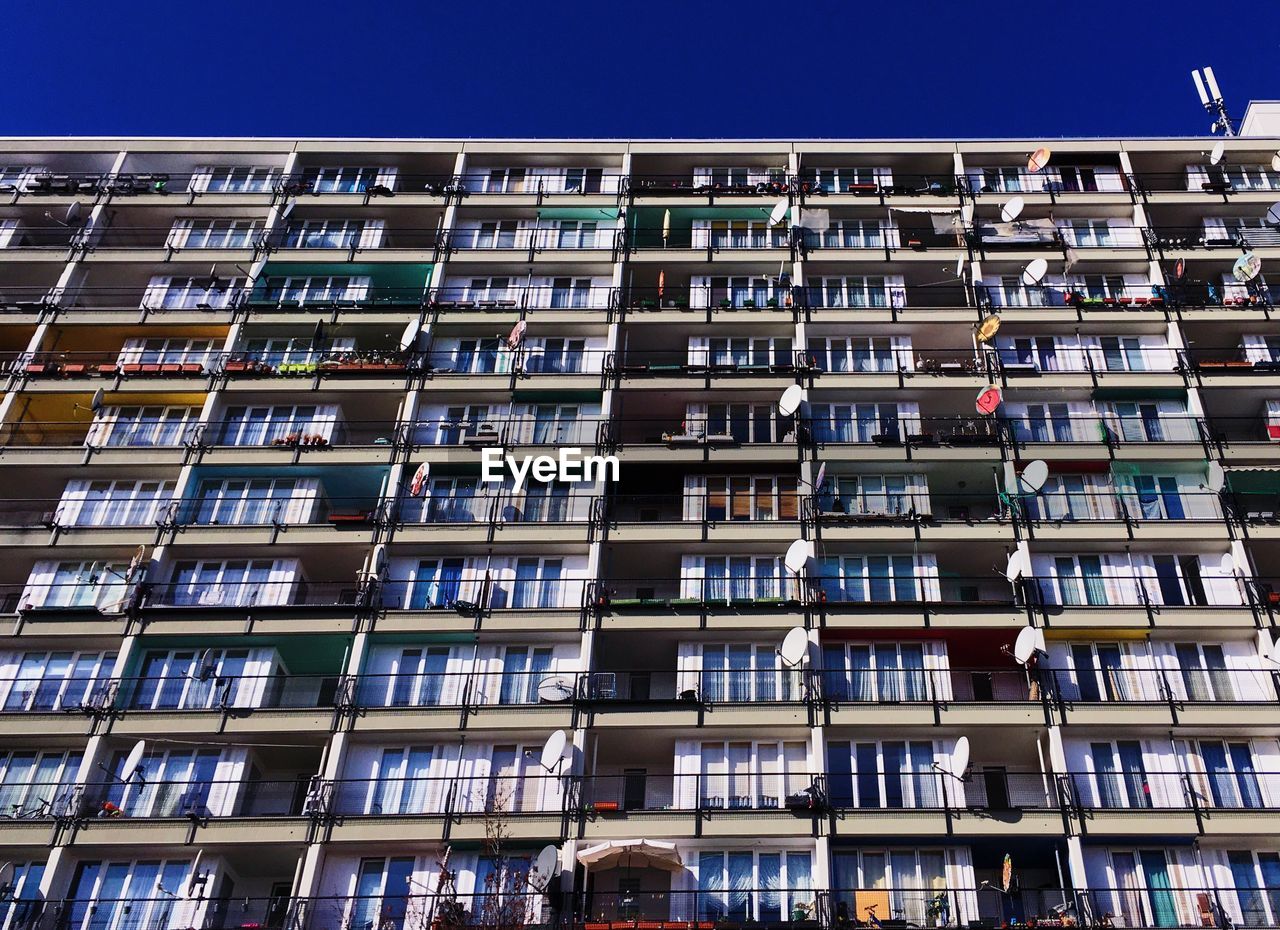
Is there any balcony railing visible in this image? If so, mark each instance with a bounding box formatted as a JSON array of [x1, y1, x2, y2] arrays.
[[325, 772, 565, 816], [1042, 665, 1278, 704], [113, 672, 341, 710], [141, 580, 362, 611], [1023, 573, 1248, 609], [395, 489, 594, 526], [380, 575, 587, 612], [352, 669, 587, 709], [79, 776, 308, 819], [1061, 770, 1280, 812]]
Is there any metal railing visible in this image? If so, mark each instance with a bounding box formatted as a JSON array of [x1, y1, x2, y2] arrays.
[[1042, 665, 1278, 704], [106, 672, 339, 711], [352, 669, 586, 709], [141, 580, 362, 611], [327, 772, 565, 816], [395, 489, 594, 526], [1024, 573, 1248, 609], [381, 575, 587, 612], [1062, 770, 1280, 812], [802, 415, 1001, 447], [604, 492, 803, 524], [79, 776, 308, 819]]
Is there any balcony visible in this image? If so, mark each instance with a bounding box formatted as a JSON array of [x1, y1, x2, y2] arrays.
[[1041, 665, 1280, 727]]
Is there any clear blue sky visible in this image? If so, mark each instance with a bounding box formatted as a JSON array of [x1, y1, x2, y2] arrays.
[[2, 0, 1278, 139]]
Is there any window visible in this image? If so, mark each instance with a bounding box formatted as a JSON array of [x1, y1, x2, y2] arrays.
[[60, 480, 173, 528], [698, 741, 809, 809], [702, 403, 780, 443], [812, 276, 894, 309], [518, 481, 572, 523], [700, 644, 801, 702], [283, 219, 373, 249], [528, 338, 586, 373], [705, 276, 783, 308], [552, 220, 599, 249], [349, 858, 415, 930], [258, 275, 372, 305], [197, 166, 278, 192], [816, 555, 922, 604], [523, 404, 584, 445], [508, 558, 563, 609], [369, 747, 437, 814], [548, 277, 593, 309], [146, 275, 244, 310], [1089, 741, 1151, 808], [194, 478, 302, 526], [93, 407, 198, 448], [1182, 740, 1262, 809], [359, 648, 450, 708], [1, 651, 115, 712], [494, 647, 553, 704], [819, 220, 887, 249], [301, 166, 386, 193], [168, 560, 289, 608], [170, 218, 261, 250], [407, 558, 466, 609], [817, 474, 918, 518], [64, 859, 196, 930], [1004, 403, 1078, 444], [130, 648, 255, 710], [700, 557, 785, 602], [420, 476, 484, 524], [118, 337, 216, 369], [1054, 556, 1108, 607], [104, 746, 223, 817], [697, 850, 813, 923], [453, 337, 508, 374], [30, 561, 130, 611], [702, 476, 799, 523], [1174, 643, 1233, 702], [807, 403, 904, 444], [1068, 642, 1139, 701], [218, 405, 329, 446], [466, 221, 521, 249], [831, 850, 949, 926], [0, 750, 81, 818], [822, 642, 930, 702], [827, 740, 941, 809], [436, 405, 495, 445]]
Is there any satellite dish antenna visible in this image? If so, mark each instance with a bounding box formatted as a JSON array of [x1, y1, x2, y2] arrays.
[[778, 384, 806, 418], [783, 538, 814, 575], [539, 730, 569, 773], [536, 675, 575, 703], [529, 845, 558, 891], [122, 740, 147, 782], [1174, 257, 1186, 281], [1013, 625, 1046, 665], [954, 255, 966, 278], [409, 462, 430, 498], [1022, 258, 1048, 286], [192, 649, 215, 681], [1205, 462, 1225, 493], [90, 388, 105, 413], [1266, 202, 1280, 227], [779, 627, 810, 669], [64, 202, 84, 226], [507, 319, 527, 350], [1209, 141, 1226, 166], [974, 314, 1001, 343], [370, 543, 387, 578], [398, 320, 420, 352], [768, 198, 789, 226], [1000, 196, 1025, 223], [814, 462, 827, 489], [961, 203, 974, 225], [0, 862, 13, 896], [1004, 546, 1031, 583], [1020, 460, 1049, 494], [1233, 252, 1262, 283], [247, 257, 267, 280], [126, 544, 148, 582], [1220, 553, 1237, 575], [933, 736, 970, 781], [1256, 629, 1277, 664], [1027, 148, 1051, 172], [975, 386, 1002, 415], [186, 850, 206, 897]]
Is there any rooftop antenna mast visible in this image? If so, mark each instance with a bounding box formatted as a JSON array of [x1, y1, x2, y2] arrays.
[[1192, 67, 1235, 136]]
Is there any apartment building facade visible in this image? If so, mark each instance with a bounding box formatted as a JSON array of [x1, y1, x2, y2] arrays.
[[0, 128, 1277, 930]]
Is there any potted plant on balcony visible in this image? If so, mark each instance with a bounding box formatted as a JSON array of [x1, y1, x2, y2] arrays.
[[717, 298, 732, 309]]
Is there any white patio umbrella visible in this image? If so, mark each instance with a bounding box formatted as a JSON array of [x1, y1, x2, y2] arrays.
[[577, 839, 682, 872]]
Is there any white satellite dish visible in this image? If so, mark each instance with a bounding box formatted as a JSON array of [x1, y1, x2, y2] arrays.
[[1256, 629, 1276, 664], [398, 320, 420, 352], [1271, 152, 1280, 174], [1004, 542, 1031, 583], [536, 675, 575, 703], [1233, 252, 1262, 283], [1210, 141, 1225, 166], [778, 385, 806, 418], [539, 730, 569, 772], [247, 257, 267, 280], [64, 202, 84, 226], [1266, 202, 1280, 227], [954, 255, 966, 278], [779, 627, 810, 669], [529, 845, 558, 890], [1220, 553, 1237, 575], [1000, 196, 1025, 223], [1021, 258, 1048, 286], [783, 538, 814, 574], [90, 388, 105, 413], [122, 740, 147, 782], [768, 198, 789, 226], [370, 543, 387, 578], [1205, 462, 1225, 493], [186, 849, 205, 896], [814, 462, 827, 489], [1019, 460, 1049, 494], [409, 462, 430, 497], [961, 203, 974, 225], [1013, 626, 1046, 665], [192, 649, 215, 681], [0, 862, 13, 895], [947, 737, 971, 778]]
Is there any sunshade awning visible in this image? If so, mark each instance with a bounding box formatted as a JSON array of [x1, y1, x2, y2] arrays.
[[577, 839, 682, 872]]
